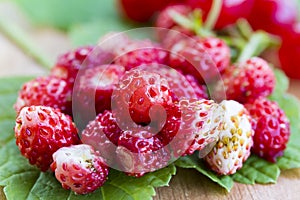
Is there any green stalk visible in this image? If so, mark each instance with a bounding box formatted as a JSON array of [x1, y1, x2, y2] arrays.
[[0, 19, 52, 70], [203, 0, 222, 30]]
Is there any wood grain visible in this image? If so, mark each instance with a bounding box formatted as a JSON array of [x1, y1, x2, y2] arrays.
[[1, 2, 300, 200]]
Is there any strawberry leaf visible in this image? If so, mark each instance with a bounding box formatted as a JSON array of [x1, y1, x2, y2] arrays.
[[231, 155, 280, 184], [175, 154, 234, 192], [0, 76, 176, 200]]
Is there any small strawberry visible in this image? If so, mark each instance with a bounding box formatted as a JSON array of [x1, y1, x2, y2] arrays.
[[14, 76, 72, 116], [73, 64, 125, 127], [169, 36, 229, 83], [245, 97, 290, 162], [214, 57, 275, 103], [51, 144, 109, 195], [116, 130, 170, 177], [204, 100, 254, 175], [114, 39, 168, 71], [15, 106, 80, 171], [51, 46, 113, 84], [111, 69, 173, 125], [81, 110, 122, 165]]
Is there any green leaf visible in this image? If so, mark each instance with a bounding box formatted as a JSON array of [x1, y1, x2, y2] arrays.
[[0, 76, 176, 199], [272, 68, 289, 96], [232, 155, 280, 184], [175, 154, 234, 192], [13, 0, 119, 30]]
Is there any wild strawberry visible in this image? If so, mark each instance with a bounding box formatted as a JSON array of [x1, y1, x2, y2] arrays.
[[14, 76, 72, 115], [111, 69, 173, 125], [114, 39, 168, 71], [81, 110, 122, 166], [204, 100, 254, 175], [73, 64, 125, 127], [169, 36, 229, 83], [51, 46, 113, 84], [214, 57, 275, 103], [14, 106, 80, 171], [51, 144, 109, 195], [245, 97, 290, 162], [116, 130, 170, 177], [176, 99, 220, 156]]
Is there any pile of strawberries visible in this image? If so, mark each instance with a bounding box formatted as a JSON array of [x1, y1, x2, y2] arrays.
[[13, 1, 291, 196]]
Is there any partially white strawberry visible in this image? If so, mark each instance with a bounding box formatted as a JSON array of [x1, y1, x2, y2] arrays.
[[204, 100, 254, 175], [51, 144, 109, 195]]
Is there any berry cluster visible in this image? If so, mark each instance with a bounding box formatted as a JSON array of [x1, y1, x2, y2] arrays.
[[13, 16, 290, 196]]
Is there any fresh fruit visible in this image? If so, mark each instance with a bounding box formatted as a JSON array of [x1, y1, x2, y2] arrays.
[[245, 97, 290, 162], [114, 39, 168, 71], [247, 0, 298, 36], [73, 64, 125, 126], [14, 76, 72, 115], [14, 106, 80, 171], [111, 69, 173, 125], [214, 57, 275, 103], [204, 100, 254, 175], [116, 130, 170, 177], [169, 36, 230, 83], [187, 0, 254, 29], [51, 46, 113, 84], [51, 144, 109, 195]]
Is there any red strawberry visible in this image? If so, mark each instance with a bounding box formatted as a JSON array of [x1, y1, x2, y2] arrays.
[[214, 57, 275, 103], [144, 65, 208, 101], [111, 69, 173, 125], [81, 110, 122, 166], [245, 97, 290, 162], [73, 64, 125, 127], [116, 130, 170, 177], [15, 106, 80, 171], [51, 46, 113, 84], [14, 76, 72, 115], [169, 36, 229, 83], [114, 39, 168, 71], [51, 144, 109, 195]]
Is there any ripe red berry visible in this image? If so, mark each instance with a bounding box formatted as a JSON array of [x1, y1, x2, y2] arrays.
[[247, 0, 297, 36], [187, 0, 254, 29], [214, 57, 275, 103], [245, 97, 290, 162], [15, 106, 80, 171], [51, 144, 109, 195], [114, 39, 168, 71], [116, 130, 170, 177], [14, 76, 72, 115], [112, 69, 173, 125]]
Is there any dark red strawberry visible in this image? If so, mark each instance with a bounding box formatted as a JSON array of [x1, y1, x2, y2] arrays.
[[14, 76, 72, 115], [245, 97, 290, 162], [15, 106, 80, 171]]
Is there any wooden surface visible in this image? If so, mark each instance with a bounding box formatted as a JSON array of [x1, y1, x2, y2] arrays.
[[1, 2, 300, 200]]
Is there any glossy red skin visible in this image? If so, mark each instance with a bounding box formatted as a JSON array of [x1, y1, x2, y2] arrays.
[[247, 0, 298, 36], [187, 0, 254, 29], [119, 0, 185, 22], [278, 24, 300, 79]]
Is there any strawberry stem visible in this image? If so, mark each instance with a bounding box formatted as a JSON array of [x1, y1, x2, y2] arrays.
[[169, 10, 194, 30], [203, 0, 222, 30], [0, 18, 52, 70]]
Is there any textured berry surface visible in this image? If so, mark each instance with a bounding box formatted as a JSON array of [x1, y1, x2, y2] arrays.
[[15, 106, 80, 171], [245, 97, 290, 162], [114, 39, 168, 71], [14, 76, 73, 115], [204, 100, 254, 175], [215, 57, 275, 103], [51, 144, 109, 195], [112, 69, 172, 125], [116, 130, 170, 177]]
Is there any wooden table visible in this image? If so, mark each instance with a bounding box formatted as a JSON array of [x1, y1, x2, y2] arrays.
[[1, 2, 300, 200]]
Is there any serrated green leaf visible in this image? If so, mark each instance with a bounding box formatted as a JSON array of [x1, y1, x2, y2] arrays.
[[232, 155, 280, 184], [277, 144, 300, 170], [175, 154, 234, 192]]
